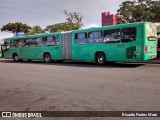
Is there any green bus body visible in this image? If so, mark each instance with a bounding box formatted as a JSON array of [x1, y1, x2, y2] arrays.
[[0, 45, 2, 58], [3, 22, 157, 63], [3, 32, 62, 60]]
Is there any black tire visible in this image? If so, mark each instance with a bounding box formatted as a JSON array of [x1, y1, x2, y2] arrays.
[[56, 60, 63, 63], [19, 59, 23, 62], [44, 53, 51, 63], [13, 54, 19, 62], [95, 53, 106, 65]]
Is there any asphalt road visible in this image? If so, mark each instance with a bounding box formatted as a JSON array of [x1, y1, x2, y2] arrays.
[[0, 59, 160, 120]]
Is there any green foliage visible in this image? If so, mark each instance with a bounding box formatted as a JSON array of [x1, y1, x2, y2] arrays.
[[45, 11, 83, 32], [147, 0, 160, 22], [63, 10, 84, 27], [1, 22, 31, 35], [117, 0, 160, 23], [28, 25, 44, 35], [45, 22, 81, 32], [117, 1, 135, 22]]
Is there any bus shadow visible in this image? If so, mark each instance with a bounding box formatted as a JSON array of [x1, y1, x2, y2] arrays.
[[52, 62, 145, 68], [0, 59, 145, 68]]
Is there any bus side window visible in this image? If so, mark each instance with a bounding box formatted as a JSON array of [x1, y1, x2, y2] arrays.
[[122, 27, 136, 42], [35, 37, 43, 47], [19, 39, 25, 47], [88, 31, 102, 43], [25, 39, 33, 47], [55, 35, 60, 46], [32, 39, 37, 46], [10, 40, 17, 47], [74, 33, 87, 45], [103, 29, 121, 43], [46, 36, 56, 46], [15, 40, 20, 47], [3, 41, 10, 51]]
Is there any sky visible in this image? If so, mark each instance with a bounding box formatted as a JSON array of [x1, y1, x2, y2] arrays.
[[0, 0, 128, 39]]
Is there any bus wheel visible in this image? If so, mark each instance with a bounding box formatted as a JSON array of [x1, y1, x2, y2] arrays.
[[95, 53, 106, 65], [13, 54, 19, 62], [27, 59, 31, 62], [56, 60, 63, 63], [19, 59, 23, 62], [44, 53, 51, 63]]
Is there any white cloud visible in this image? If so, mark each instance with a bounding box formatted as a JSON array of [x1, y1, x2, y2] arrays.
[[83, 23, 100, 29], [0, 32, 14, 40], [0, 0, 128, 28]]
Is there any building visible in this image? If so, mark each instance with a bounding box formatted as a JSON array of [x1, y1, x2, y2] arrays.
[[102, 12, 117, 26]]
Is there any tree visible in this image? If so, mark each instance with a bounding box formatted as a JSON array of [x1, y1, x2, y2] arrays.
[[45, 22, 71, 32], [1, 22, 31, 35], [63, 10, 84, 29], [146, 0, 160, 22], [45, 11, 84, 32], [116, 14, 128, 24], [117, 1, 135, 23], [28, 25, 44, 35], [117, 0, 160, 23]]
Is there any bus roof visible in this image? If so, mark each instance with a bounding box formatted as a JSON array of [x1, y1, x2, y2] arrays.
[[4, 22, 153, 41], [73, 22, 151, 33], [4, 32, 62, 41]]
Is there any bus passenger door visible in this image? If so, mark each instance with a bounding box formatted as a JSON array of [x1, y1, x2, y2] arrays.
[[121, 27, 141, 62], [62, 32, 72, 60], [115, 43, 126, 61], [72, 32, 92, 61], [103, 29, 125, 61], [17, 39, 26, 59], [19, 47, 25, 59]]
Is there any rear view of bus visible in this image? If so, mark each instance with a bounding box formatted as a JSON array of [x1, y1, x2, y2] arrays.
[[144, 23, 157, 60]]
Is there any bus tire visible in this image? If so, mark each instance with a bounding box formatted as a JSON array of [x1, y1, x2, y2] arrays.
[[95, 53, 106, 65], [13, 54, 19, 62], [56, 60, 63, 63], [44, 53, 51, 63], [19, 59, 23, 62]]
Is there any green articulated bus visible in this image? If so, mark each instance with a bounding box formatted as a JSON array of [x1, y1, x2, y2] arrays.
[[3, 22, 157, 64]]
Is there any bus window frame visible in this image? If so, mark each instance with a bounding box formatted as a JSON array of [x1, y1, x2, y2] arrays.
[[10, 39, 20, 47], [34, 37, 44, 47], [45, 36, 58, 46], [3, 40, 10, 51], [121, 27, 137, 43], [88, 31, 103, 43], [25, 38, 34, 47], [74, 32, 88, 45], [103, 29, 121, 43], [55, 35, 60, 46], [18, 39, 26, 47]]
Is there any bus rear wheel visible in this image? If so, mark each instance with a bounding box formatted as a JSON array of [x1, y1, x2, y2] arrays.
[[13, 54, 19, 62], [95, 53, 106, 65], [44, 53, 51, 63]]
